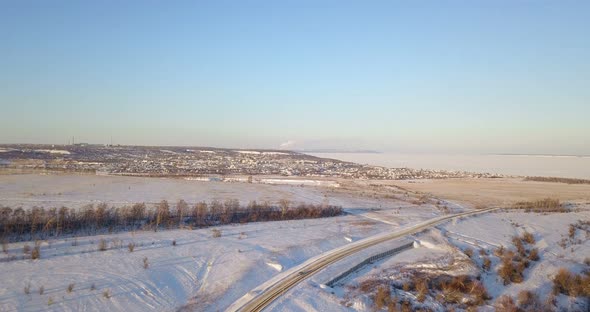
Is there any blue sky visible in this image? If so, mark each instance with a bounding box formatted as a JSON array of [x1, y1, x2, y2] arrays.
[[1, 1, 589, 154]]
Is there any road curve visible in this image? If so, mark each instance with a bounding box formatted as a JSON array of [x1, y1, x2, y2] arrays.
[[233, 207, 498, 312]]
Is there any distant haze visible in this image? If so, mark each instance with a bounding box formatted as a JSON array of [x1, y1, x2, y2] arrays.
[[1, 2, 589, 154], [310, 152, 590, 179]]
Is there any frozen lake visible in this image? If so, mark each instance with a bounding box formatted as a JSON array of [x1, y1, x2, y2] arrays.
[[308, 152, 590, 179]]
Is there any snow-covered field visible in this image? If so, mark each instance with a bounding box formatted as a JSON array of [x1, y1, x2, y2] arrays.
[[0, 173, 447, 311], [0, 174, 332, 209], [0, 215, 393, 312], [2, 174, 589, 311], [313, 208, 590, 312]]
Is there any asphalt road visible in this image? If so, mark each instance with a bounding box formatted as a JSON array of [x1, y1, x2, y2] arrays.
[[234, 207, 498, 312]]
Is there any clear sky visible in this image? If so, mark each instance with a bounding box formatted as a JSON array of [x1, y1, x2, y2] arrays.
[[1, 1, 589, 154]]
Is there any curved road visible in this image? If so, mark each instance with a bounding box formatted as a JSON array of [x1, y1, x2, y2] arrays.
[[233, 207, 498, 312]]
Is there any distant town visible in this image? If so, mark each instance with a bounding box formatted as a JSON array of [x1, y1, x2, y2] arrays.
[[0, 144, 501, 180]]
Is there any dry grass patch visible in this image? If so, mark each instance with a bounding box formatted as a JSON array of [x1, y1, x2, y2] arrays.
[[98, 239, 108, 251], [494, 295, 518, 312], [552, 268, 590, 297], [512, 198, 566, 213], [497, 233, 540, 285], [524, 176, 590, 185]]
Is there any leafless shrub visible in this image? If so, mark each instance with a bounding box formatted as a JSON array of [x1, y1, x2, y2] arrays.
[[415, 277, 428, 302], [393, 273, 489, 308], [98, 239, 107, 251], [0, 200, 343, 241], [498, 255, 523, 285], [67, 283, 75, 293], [524, 176, 590, 185], [47, 297, 54, 306], [482, 257, 491, 271], [469, 280, 488, 306], [90, 283, 96, 291], [494, 245, 505, 257], [512, 236, 526, 256], [103, 289, 111, 299], [528, 248, 540, 261], [39, 285, 44, 295], [172, 239, 176, 246], [402, 282, 410, 292], [512, 198, 565, 213], [522, 232, 535, 244], [552, 267, 590, 297], [128, 242, 135, 252], [30, 246, 41, 260], [584, 257, 590, 266], [24, 281, 31, 295], [71, 238, 78, 246], [143, 257, 149, 269], [374, 286, 391, 309], [1, 239, 7, 253], [211, 229, 221, 238], [495, 295, 518, 312], [387, 299, 398, 312], [31, 243, 41, 260], [464, 247, 474, 258], [400, 300, 411, 312], [517, 290, 540, 311]]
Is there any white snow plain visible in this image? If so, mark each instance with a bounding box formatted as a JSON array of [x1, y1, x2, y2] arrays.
[[0, 174, 446, 311]]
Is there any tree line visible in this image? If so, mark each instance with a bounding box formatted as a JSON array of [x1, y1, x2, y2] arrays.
[[0, 199, 342, 242]]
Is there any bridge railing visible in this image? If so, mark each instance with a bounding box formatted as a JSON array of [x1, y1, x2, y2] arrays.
[[325, 241, 414, 288]]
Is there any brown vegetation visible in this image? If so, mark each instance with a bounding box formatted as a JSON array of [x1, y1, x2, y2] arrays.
[[98, 239, 107, 251], [512, 198, 566, 213], [482, 257, 491, 271], [524, 176, 590, 185], [522, 232, 535, 244], [497, 233, 540, 285], [374, 286, 390, 309], [517, 290, 541, 311], [494, 295, 518, 312], [552, 268, 590, 297], [378, 273, 489, 309], [0, 200, 342, 242], [31, 245, 40, 259]]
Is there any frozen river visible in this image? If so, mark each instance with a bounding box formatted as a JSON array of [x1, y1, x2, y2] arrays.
[[308, 152, 590, 179]]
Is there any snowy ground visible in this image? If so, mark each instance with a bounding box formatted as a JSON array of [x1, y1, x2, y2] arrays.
[[310, 208, 590, 312], [0, 174, 334, 209], [2, 174, 588, 311], [0, 173, 447, 312]]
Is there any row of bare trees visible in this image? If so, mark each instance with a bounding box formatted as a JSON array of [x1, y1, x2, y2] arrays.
[[0, 199, 342, 242]]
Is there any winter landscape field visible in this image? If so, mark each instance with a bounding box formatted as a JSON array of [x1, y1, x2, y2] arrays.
[[1, 170, 589, 312], [3, 1, 590, 311]]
